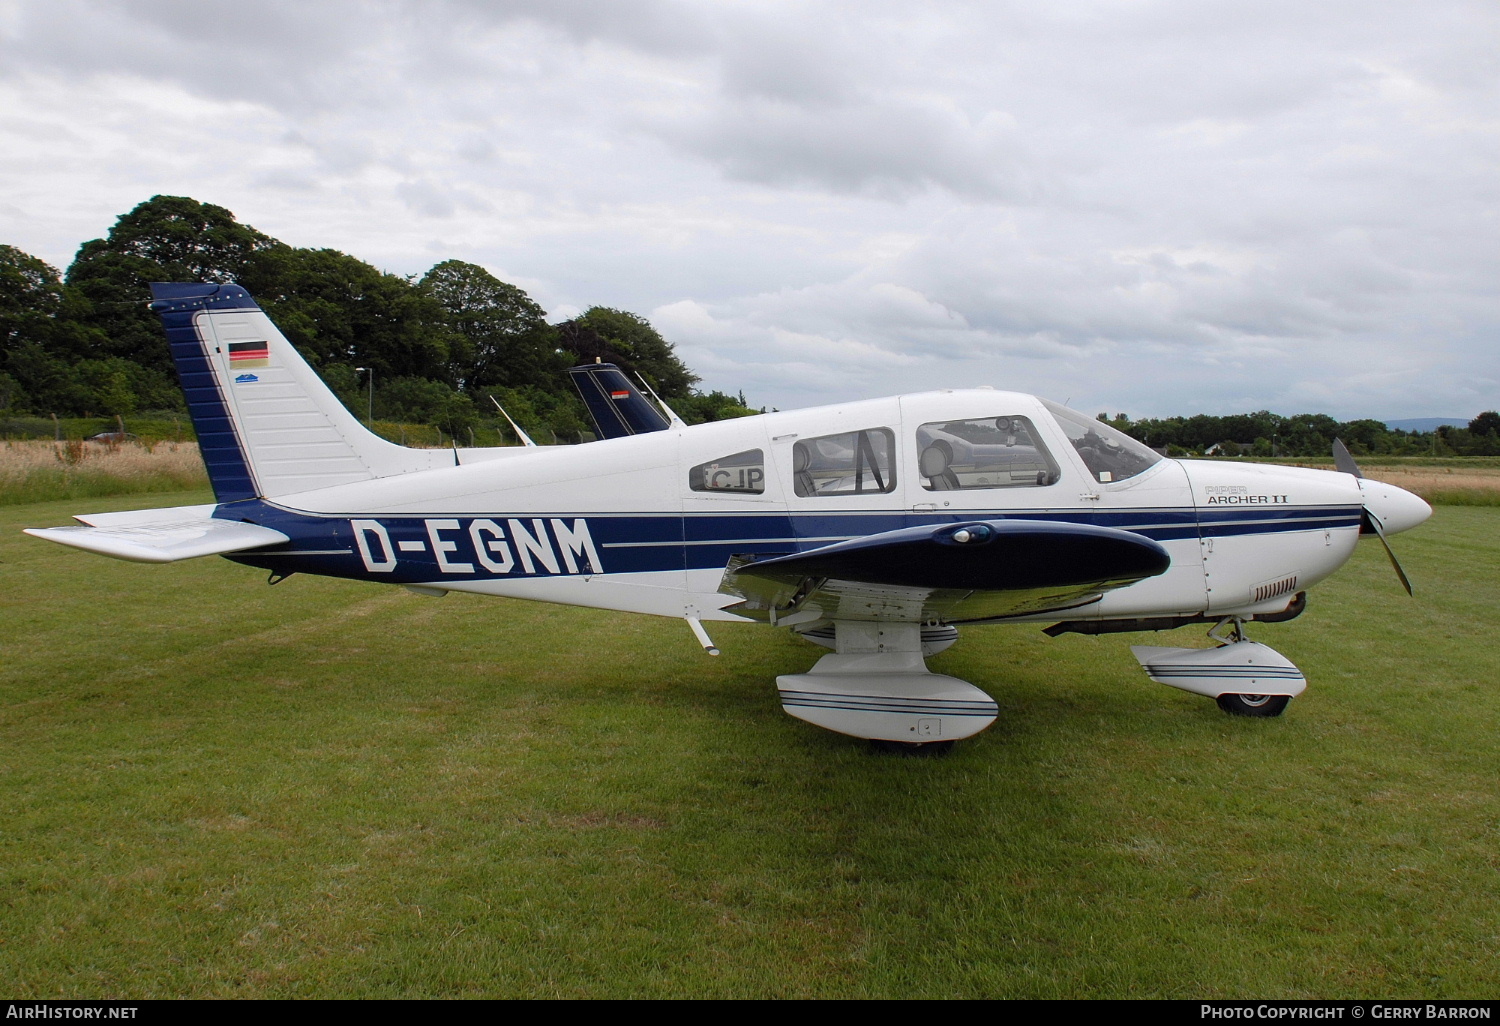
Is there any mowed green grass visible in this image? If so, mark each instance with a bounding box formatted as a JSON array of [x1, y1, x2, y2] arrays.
[[3, 493, 1498, 998]]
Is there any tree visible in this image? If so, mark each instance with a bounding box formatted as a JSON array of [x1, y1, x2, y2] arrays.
[[1, 244, 65, 353], [93, 366, 137, 417], [419, 260, 558, 390], [88, 194, 275, 281], [559, 307, 697, 399], [377, 376, 459, 425], [1470, 411, 1500, 438], [7, 195, 750, 434], [676, 390, 758, 425], [65, 196, 276, 381], [0, 245, 103, 363], [1, 246, 67, 407], [1338, 419, 1390, 454], [2, 245, 168, 416], [240, 245, 449, 380], [484, 384, 592, 444]]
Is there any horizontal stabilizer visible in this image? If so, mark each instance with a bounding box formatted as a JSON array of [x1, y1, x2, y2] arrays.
[[25, 508, 288, 564]]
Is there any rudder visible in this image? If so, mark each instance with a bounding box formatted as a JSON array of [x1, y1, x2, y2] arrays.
[[150, 283, 448, 502]]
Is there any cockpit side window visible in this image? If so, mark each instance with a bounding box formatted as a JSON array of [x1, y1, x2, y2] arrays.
[[792, 428, 896, 497], [916, 416, 1060, 491], [1041, 399, 1163, 484], [690, 449, 765, 493]]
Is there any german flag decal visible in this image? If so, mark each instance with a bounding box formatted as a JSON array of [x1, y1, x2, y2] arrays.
[[228, 341, 270, 368]]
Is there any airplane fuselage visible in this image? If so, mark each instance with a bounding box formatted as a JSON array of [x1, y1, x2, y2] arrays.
[[218, 388, 1395, 629]]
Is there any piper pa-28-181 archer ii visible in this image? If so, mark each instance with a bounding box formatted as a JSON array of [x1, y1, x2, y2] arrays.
[[25, 283, 1433, 752]]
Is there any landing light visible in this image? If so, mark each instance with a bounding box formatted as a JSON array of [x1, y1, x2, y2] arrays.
[[947, 524, 993, 545]]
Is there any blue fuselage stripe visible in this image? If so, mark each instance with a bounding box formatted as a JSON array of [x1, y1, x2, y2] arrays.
[[219, 500, 1364, 585]]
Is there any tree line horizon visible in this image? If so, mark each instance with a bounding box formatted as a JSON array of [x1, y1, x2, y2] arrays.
[[0, 195, 754, 444], [2, 195, 1496, 456]]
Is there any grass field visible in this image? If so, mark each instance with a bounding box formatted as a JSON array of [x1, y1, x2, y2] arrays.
[[0, 441, 208, 506], [3, 493, 1499, 998]]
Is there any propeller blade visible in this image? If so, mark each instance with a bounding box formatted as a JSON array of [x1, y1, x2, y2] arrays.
[[1337, 439, 1416, 595], [1332, 437, 1363, 478], [1362, 509, 1414, 596]]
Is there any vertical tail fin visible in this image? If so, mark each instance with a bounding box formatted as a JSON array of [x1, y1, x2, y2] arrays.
[[150, 283, 448, 502], [567, 362, 672, 440]]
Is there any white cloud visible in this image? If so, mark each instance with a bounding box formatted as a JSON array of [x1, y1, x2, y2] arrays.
[[1, 0, 1496, 419]]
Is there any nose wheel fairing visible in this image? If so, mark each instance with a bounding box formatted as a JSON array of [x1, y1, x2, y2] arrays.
[[1131, 619, 1306, 705], [1130, 640, 1307, 699]]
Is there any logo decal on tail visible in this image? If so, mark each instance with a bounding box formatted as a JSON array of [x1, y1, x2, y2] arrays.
[[228, 340, 270, 368]]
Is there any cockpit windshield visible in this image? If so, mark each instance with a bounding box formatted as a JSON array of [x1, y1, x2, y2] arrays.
[[1041, 399, 1163, 484]]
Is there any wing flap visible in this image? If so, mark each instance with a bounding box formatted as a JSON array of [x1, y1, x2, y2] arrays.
[[25, 511, 288, 564]]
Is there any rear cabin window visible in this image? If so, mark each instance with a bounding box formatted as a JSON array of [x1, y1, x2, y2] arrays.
[[916, 416, 1060, 490], [792, 428, 896, 497], [690, 449, 765, 493], [1042, 399, 1163, 484]]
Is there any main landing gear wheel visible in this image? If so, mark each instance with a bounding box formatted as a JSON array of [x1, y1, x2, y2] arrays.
[[868, 739, 957, 756], [1216, 693, 1290, 717]]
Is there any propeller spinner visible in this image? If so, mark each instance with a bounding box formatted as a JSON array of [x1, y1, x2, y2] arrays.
[[1331, 438, 1432, 595]]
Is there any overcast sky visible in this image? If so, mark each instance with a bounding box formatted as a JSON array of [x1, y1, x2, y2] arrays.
[[2, 0, 1496, 420]]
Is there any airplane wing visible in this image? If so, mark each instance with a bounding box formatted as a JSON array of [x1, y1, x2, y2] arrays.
[[719, 519, 1171, 624], [24, 504, 289, 564]]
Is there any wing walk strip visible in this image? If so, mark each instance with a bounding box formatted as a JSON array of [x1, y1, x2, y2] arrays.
[[778, 691, 1000, 716]]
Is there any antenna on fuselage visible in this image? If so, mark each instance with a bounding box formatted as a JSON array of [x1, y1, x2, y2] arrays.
[[489, 395, 538, 447]]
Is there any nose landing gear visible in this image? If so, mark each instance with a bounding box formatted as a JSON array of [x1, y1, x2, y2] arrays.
[[1215, 692, 1292, 717], [1131, 617, 1306, 717]]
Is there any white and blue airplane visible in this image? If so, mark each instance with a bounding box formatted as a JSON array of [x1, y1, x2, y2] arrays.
[[25, 283, 1432, 752]]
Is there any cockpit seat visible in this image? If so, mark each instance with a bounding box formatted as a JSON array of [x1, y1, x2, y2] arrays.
[[920, 442, 960, 491], [792, 441, 817, 496]]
